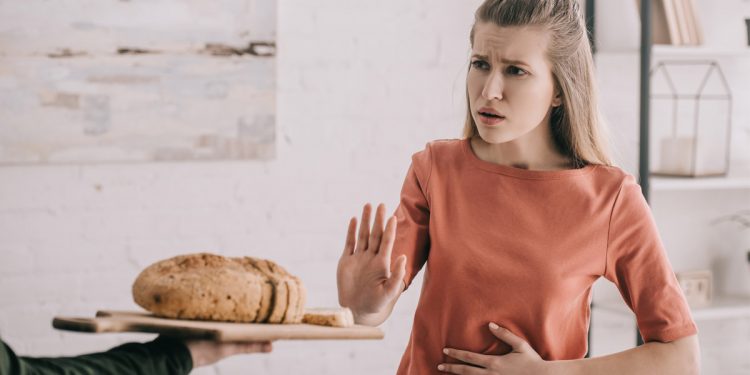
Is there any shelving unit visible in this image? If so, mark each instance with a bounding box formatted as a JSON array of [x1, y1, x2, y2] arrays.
[[652, 173, 750, 191], [594, 47, 750, 58], [652, 45, 750, 57], [590, 1, 750, 352], [596, 295, 750, 322]]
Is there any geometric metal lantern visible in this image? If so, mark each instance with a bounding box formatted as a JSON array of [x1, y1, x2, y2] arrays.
[[649, 60, 732, 177]]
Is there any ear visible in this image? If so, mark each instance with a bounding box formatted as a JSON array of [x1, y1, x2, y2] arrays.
[[552, 89, 563, 108]]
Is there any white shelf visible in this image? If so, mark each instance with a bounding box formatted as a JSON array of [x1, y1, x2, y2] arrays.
[[651, 175, 750, 192], [595, 46, 750, 58], [651, 45, 750, 58], [595, 295, 750, 321]]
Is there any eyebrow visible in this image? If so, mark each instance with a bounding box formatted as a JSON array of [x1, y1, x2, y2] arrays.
[[471, 54, 531, 68]]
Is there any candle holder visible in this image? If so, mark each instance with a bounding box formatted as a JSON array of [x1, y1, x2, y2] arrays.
[[649, 60, 732, 177]]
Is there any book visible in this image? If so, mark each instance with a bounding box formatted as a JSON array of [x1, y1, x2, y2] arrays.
[[654, 0, 683, 46], [648, 0, 674, 44], [684, 0, 705, 45], [672, 0, 693, 45]]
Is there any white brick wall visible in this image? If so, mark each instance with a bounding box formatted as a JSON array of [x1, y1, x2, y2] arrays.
[[0, 0, 480, 373], [2, 0, 749, 374]]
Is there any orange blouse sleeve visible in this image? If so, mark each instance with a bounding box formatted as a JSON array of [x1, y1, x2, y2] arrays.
[[604, 175, 698, 342], [392, 144, 432, 290]]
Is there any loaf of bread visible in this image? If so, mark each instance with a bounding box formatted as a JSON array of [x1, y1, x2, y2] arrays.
[[132, 253, 306, 324], [302, 307, 355, 328]]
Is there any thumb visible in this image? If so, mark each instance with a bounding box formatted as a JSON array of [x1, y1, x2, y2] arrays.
[[488, 323, 531, 353], [385, 255, 407, 296]]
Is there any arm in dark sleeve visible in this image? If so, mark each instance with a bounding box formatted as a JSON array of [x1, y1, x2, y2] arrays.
[[1, 336, 193, 375]]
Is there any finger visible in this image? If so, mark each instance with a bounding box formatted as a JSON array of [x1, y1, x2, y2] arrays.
[[355, 204, 372, 253], [443, 348, 494, 368], [489, 323, 530, 352], [230, 341, 273, 355], [384, 254, 407, 298], [378, 215, 398, 260], [257, 342, 273, 353], [343, 217, 357, 255], [437, 363, 488, 374], [368, 203, 386, 254]]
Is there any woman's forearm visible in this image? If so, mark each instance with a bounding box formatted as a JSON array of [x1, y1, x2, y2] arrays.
[[548, 335, 700, 375]]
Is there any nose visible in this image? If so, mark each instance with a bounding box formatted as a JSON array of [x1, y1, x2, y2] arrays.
[[481, 71, 504, 101]]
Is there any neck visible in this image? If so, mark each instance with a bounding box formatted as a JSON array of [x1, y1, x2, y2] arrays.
[[471, 122, 575, 171]]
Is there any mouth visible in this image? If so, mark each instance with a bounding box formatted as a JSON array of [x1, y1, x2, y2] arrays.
[[477, 107, 506, 125], [478, 111, 505, 119]]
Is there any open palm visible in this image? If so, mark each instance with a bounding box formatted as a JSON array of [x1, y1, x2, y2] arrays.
[[337, 203, 407, 317]]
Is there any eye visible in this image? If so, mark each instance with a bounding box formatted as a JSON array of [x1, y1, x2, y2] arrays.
[[471, 59, 490, 71], [506, 65, 528, 76]]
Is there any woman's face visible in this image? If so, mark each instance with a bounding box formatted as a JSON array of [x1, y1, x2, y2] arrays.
[[468, 22, 561, 145]]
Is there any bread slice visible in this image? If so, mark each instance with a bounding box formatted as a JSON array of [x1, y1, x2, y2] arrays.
[[290, 277, 307, 323], [245, 258, 288, 324], [302, 307, 355, 328], [282, 277, 306, 324], [236, 257, 274, 322], [265, 260, 306, 324], [260, 258, 294, 324]]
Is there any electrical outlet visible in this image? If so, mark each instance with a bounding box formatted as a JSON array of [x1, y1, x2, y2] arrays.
[[676, 270, 713, 307]]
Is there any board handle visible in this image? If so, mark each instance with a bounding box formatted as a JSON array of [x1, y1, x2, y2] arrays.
[[52, 316, 128, 333], [53, 314, 221, 340]]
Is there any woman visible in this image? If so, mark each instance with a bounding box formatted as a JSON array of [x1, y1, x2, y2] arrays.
[[336, 0, 700, 374]]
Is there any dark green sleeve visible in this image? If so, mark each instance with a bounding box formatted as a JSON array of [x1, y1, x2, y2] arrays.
[[1, 336, 193, 375]]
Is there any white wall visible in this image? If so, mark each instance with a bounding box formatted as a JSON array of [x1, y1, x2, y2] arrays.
[[0, 0, 481, 374], [2, 0, 749, 374]]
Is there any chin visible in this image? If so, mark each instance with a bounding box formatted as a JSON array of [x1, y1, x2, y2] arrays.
[[475, 128, 514, 145]]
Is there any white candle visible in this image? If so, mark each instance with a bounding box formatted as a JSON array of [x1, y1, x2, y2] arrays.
[[660, 137, 695, 175], [695, 140, 727, 176]]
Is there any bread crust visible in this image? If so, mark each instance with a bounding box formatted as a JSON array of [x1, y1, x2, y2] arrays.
[[132, 253, 305, 323]]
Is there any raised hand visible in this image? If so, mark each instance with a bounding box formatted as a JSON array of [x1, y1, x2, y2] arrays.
[[336, 203, 407, 326]]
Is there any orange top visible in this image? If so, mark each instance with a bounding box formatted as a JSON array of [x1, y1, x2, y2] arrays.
[[392, 139, 697, 374]]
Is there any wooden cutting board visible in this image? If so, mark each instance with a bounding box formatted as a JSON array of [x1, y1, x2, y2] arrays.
[[53, 310, 383, 341]]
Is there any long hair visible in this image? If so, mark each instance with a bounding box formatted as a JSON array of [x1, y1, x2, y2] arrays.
[[464, 0, 613, 167]]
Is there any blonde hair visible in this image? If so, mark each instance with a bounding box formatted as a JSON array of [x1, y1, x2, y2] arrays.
[[464, 0, 613, 167]]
